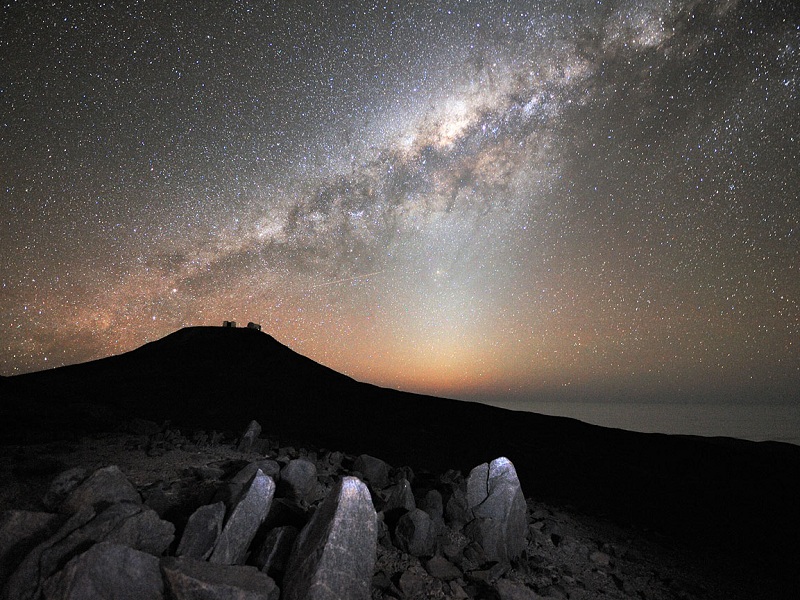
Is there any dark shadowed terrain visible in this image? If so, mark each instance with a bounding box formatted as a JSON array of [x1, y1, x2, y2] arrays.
[[2, 326, 799, 596]]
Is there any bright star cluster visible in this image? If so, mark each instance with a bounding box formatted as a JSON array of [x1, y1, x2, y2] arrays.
[[1, 1, 798, 406]]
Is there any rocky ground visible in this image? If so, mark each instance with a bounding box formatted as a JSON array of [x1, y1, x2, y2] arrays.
[[0, 420, 762, 599]]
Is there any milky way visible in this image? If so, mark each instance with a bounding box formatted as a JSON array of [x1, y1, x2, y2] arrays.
[[2, 1, 798, 406]]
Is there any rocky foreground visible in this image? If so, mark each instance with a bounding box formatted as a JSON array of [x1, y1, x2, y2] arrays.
[[0, 420, 750, 600]]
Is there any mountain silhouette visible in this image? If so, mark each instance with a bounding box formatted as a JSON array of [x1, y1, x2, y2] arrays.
[[3, 326, 800, 584]]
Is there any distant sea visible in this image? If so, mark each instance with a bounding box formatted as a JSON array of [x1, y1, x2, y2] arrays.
[[482, 400, 800, 446]]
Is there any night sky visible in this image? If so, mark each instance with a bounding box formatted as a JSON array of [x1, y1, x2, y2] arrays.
[[2, 1, 798, 408]]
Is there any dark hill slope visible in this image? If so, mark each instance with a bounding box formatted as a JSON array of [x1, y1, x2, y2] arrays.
[[3, 326, 800, 590]]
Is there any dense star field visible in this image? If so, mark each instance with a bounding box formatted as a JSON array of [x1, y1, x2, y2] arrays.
[[1, 1, 798, 406]]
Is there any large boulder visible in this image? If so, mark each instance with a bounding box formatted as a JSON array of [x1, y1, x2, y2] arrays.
[[352, 455, 390, 490], [209, 469, 275, 565], [41, 542, 164, 600], [282, 477, 377, 600], [0, 511, 65, 585], [175, 502, 225, 560], [383, 478, 416, 515], [161, 556, 279, 600], [4, 503, 173, 600], [279, 459, 318, 504], [59, 466, 140, 514], [394, 508, 436, 557], [464, 457, 527, 563]]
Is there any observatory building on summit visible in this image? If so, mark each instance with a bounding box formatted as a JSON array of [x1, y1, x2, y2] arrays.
[[222, 320, 261, 331]]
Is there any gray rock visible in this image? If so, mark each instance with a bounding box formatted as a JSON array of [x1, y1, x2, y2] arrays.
[[59, 466, 141, 514], [220, 461, 281, 510], [495, 579, 539, 600], [283, 476, 377, 600], [41, 542, 164, 600], [352, 454, 390, 490], [254, 525, 298, 578], [103, 504, 175, 556], [424, 555, 463, 581], [466, 462, 491, 509], [444, 487, 472, 529], [383, 478, 416, 514], [397, 565, 431, 597], [319, 451, 344, 472], [161, 556, 279, 600], [4, 503, 173, 600], [0, 511, 65, 585], [237, 420, 262, 453], [176, 502, 226, 560], [439, 527, 470, 563], [464, 457, 527, 562], [590, 550, 611, 566], [394, 508, 436, 557], [419, 489, 444, 521], [192, 465, 226, 481], [464, 517, 507, 563], [279, 459, 318, 504], [3, 507, 97, 600], [42, 468, 88, 512], [142, 485, 172, 518], [209, 469, 275, 565]]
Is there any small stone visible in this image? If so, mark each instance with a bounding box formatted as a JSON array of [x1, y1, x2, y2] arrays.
[[398, 567, 429, 597], [449, 580, 471, 599], [424, 555, 463, 581], [283, 477, 377, 600], [590, 550, 611, 566], [176, 502, 225, 560], [495, 579, 539, 600], [41, 542, 164, 600], [162, 555, 279, 600]]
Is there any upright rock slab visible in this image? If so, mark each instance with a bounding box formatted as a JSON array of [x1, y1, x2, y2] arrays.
[[254, 525, 298, 579], [209, 469, 275, 565], [237, 420, 262, 453], [175, 502, 225, 560], [464, 457, 527, 563], [283, 477, 377, 600]]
